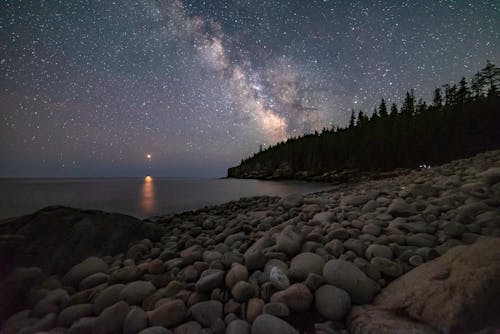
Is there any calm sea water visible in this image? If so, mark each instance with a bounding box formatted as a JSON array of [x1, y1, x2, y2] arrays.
[[0, 177, 332, 220]]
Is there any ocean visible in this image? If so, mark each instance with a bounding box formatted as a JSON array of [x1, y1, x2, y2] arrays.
[[0, 177, 332, 220]]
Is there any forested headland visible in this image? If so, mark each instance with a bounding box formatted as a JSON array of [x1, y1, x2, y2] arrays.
[[228, 61, 500, 180]]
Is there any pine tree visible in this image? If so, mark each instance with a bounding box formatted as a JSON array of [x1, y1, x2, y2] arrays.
[[378, 98, 388, 118], [390, 102, 398, 116], [432, 88, 443, 108], [481, 60, 500, 96], [348, 109, 356, 128], [456, 77, 470, 105]]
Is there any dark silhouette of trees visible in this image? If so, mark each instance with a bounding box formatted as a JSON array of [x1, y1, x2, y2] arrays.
[[228, 62, 500, 179]]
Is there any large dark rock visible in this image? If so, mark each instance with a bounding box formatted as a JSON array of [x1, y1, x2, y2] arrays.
[[0, 206, 165, 276], [348, 237, 500, 333]]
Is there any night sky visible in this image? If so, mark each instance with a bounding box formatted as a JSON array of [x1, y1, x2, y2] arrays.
[[1, 1, 498, 177]]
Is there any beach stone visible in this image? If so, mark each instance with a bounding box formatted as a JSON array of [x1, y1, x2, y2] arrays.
[[365, 244, 392, 260], [226, 319, 250, 334], [407, 234, 436, 247], [325, 239, 344, 257], [409, 255, 424, 267], [110, 265, 142, 283], [244, 236, 274, 271], [62, 257, 108, 286], [289, 252, 325, 281], [251, 314, 298, 334], [180, 245, 203, 265], [225, 263, 248, 289], [246, 298, 265, 322], [322, 259, 379, 304], [138, 327, 172, 334], [279, 194, 304, 209], [196, 269, 225, 292], [225, 232, 246, 247], [370, 257, 403, 277], [173, 320, 202, 334], [341, 194, 371, 206], [270, 283, 312, 311], [189, 300, 223, 327], [57, 304, 94, 327], [329, 228, 350, 240], [148, 299, 187, 328], [479, 167, 500, 184], [304, 273, 324, 292], [407, 184, 439, 198], [362, 224, 381, 236], [68, 316, 96, 334], [147, 259, 164, 274], [387, 199, 416, 217], [348, 305, 440, 334], [17, 312, 57, 334], [79, 272, 108, 290], [343, 239, 366, 257], [442, 222, 466, 238], [315, 285, 351, 320], [221, 252, 244, 268], [94, 301, 129, 334], [269, 266, 290, 290], [120, 281, 155, 305], [231, 281, 258, 302], [276, 225, 304, 256], [373, 237, 500, 333], [94, 284, 125, 314], [124, 306, 148, 334], [262, 302, 290, 317]]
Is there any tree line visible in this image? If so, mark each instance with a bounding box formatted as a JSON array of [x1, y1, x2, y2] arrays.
[[228, 61, 500, 178]]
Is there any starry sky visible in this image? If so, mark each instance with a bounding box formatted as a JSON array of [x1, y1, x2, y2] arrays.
[[1, 0, 498, 177]]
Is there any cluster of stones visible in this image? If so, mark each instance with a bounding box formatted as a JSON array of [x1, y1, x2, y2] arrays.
[[2, 150, 500, 334]]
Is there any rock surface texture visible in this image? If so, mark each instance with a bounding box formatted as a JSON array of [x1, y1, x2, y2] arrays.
[[1, 149, 500, 333]]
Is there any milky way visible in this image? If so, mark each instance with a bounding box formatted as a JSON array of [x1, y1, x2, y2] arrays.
[[0, 0, 498, 176]]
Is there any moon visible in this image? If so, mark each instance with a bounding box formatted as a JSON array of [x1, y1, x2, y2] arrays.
[[146, 153, 152, 159]]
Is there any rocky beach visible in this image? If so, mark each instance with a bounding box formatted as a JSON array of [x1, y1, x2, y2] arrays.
[[1, 150, 500, 334]]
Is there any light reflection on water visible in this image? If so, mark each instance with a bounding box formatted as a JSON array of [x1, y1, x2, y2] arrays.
[[140, 176, 156, 217], [0, 177, 332, 219]]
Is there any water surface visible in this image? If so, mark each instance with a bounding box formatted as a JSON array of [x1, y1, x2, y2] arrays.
[[0, 177, 332, 219]]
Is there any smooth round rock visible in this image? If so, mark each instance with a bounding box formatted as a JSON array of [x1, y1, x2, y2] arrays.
[[365, 244, 393, 260], [147, 299, 187, 328], [57, 304, 94, 327], [94, 284, 125, 314], [270, 283, 313, 311], [269, 266, 290, 290], [189, 300, 223, 327], [251, 314, 298, 334], [322, 259, 378, 304], [314, 285, 351, 320], [93, 301, 130, 334], [225, 263, 249, 289], [226, 319, 250, 334], [124, 306, 148, 334], [120, 281, 155, 305], [63, 257, 108, 286], [231, 281, 258, 302], [138, 327, 172, 334], [289, 252, 325, 281]]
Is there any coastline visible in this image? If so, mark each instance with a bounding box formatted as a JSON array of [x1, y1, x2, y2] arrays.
[[1, 150, 500, 333]]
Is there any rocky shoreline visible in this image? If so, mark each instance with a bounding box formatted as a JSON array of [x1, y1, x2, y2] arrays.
[[1, 150, 500, 333]]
